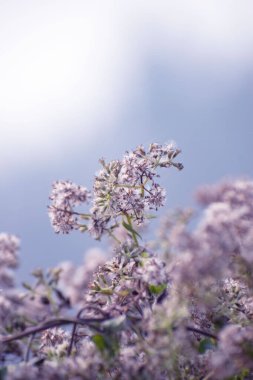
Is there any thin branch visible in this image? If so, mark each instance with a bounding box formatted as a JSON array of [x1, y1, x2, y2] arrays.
[[25, 333, 35, 362], [106, 229, 121, 244], [1, 316, 110, 344], [186, 326, 218, 340], [49, 205, 82, 216], [67, 306, 110, 356], [67, 308, 86, 357]]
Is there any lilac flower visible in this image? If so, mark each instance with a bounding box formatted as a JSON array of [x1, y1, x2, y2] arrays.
[[0, 268, 15, 289], [88, 142, 182, 239], [211, 324, 253, 379], [146, 183, 166, 210], [0, 294, 12, 321], [77, 242, 171, 326], [0, 233, 20, 327], [136, 256, 168, 287], [195, 179, 253, 269], [0, 233, 20, 269], [196, 178, 253, 207], [7, 142, 253, 379], [48, 180, 90, 234], [48, 143, 182, 242], [40, 327, 69, 357]]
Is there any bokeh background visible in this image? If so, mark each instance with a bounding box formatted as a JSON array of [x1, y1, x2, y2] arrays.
[[1, 1, 253, 281]]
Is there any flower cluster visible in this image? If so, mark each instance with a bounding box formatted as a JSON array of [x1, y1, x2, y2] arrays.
[[83, 242, 169, 321], [0, 233, 20, 295], [48, 142, 183, 240], [2, 143, 253, 380], [0, 233, 19, 270], [89, 143, 182, 239], [0, 233, 23, 354], [196, 178, 253, 266], [48, 180, 90, 234], [211, 324, 253, 379], [39, 327, 70, 357]]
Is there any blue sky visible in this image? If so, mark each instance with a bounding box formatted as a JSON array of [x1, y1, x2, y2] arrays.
[[0, 1, 253, 281]]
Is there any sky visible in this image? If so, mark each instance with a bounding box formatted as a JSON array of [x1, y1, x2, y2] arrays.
[[0, 0, 253, 281]]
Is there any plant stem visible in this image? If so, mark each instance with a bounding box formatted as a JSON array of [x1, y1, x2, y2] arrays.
[[1, 316, 111, 344], [126, 214, 139, 246]]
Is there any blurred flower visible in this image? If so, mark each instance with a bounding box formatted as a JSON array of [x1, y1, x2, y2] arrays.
[[211, 324, 253, 379], [0, 233, 20, 269]]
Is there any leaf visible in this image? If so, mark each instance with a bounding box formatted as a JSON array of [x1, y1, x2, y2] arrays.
[[198, 338, 214, 354], [80, 214, 91, 220], [148, 283, 167, 295], [141, 251, 149, 258], [22, 282, 33, 291], [100, 287, 113, 295], [145, 214, 157, 219], [92, 334, 107, 352], [117, 289, 130, 297], [122, 221, 142, 240], [238, 368, 250, 380], [79, 225, 88, 233]]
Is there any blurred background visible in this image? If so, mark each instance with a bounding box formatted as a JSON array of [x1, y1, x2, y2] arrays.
[[0, 0, 252, 281]]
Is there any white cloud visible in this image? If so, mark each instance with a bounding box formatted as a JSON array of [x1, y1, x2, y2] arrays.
[[0, 0, 252, 171]]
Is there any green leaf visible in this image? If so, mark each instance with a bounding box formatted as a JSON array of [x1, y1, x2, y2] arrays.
[[145, 214, 157, 219], [100, 287, 113, 295], [80, 214, 91, 220], [122, 221, 142, 240], [238, 368, 250, 380], [79, 225, 88, 232], [198, 338, 214, 354], [141, 251, 150, 258], [230, 368, 250, 380], [22, 282, 33, 291], [92, 334, 107, 352], [148, 283, 167, 295]]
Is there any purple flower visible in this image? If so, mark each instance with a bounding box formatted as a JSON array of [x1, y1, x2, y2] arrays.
[[0, 233, 20, 268], [88, 142, 183, 239], [48, 180, 91, 234]]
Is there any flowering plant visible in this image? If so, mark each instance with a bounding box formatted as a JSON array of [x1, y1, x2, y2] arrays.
[[1, 142, 253, 380]]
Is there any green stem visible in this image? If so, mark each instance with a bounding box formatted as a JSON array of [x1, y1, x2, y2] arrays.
[[80, 213, 91, 220], [107, 230, 121, 245], [126, 214, 139, 246]]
